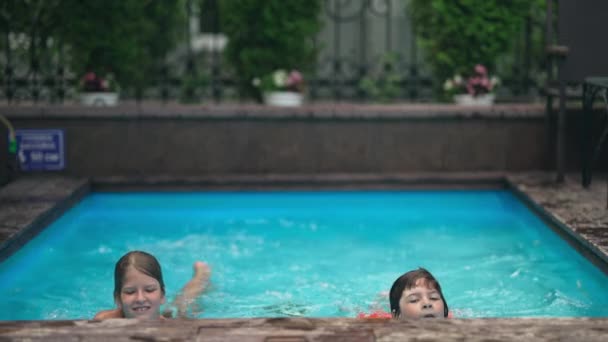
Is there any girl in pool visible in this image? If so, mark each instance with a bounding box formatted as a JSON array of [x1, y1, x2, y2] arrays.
[[93, 250, 211, 320], [389, 267, 449, 319]]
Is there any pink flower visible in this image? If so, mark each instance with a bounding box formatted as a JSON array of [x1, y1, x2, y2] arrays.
[[474, 64, 487, 76], [81, 71, 117, 92], [256, 69, 305, 93], [84, 72, 97, 82], [446, 64, 497, 97], [287, 70, 303, 87]]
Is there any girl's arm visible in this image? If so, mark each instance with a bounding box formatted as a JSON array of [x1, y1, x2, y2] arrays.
[[164, 261, 211, 318]]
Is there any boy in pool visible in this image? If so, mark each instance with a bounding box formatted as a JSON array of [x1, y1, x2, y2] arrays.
[[389, 267, 449, 319], [93, 250, 211, 320]]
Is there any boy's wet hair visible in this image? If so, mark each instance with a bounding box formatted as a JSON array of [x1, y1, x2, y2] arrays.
[[389, 267, 448, 318], [113, 250, 166, 300]]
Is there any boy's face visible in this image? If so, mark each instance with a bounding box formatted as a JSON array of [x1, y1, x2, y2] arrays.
[[398, 278, 445, 319]]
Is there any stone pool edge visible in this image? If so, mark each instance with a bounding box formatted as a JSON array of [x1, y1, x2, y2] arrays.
[[0, 317, 607, 341], [507, 178, 608, 273], [0, 176, 89, 263]]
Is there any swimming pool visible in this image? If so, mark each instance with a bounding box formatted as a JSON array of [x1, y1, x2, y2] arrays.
[[0, 189, 606, 320]]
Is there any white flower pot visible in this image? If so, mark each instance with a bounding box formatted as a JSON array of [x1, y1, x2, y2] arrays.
[[453, 94, 495, 106], [264, 91, 303, 107], [80, 92, 119, 106]]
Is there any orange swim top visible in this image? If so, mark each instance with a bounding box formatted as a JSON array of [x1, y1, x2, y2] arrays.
[[356, 310, 392, 319]]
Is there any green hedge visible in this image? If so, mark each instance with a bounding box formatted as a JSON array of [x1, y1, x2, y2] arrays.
[[408, 0, 540, 89], [0, 0, 187, 97], [58, 0, 186, 97], [221, 0, 322, 100]]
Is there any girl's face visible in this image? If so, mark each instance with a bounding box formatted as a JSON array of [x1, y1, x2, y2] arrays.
[[398, 278, 445, 319], [116, 266, 166, 320]]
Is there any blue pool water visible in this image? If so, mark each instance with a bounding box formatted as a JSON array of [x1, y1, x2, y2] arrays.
[[0, 190, 607, 320]]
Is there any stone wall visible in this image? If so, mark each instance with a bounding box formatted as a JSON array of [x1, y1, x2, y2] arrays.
[[0, 103, 585, 179]]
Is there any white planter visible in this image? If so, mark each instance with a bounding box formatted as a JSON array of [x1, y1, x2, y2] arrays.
[[264, 91, 303, 107], [453, 93, 495, 106], [80, 92, 119, 106]]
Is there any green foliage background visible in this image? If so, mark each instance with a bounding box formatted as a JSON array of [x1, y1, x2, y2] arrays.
[[407, 0, 541, 85], [1, 0, 549, 101], [57, 0, 186, 96], [0, 0, 187, 97], [359, 52, 403, 103], [221, 0, 322, 100]]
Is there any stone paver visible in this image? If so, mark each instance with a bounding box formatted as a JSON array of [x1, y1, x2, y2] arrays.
[[509, 172, 608, 259], [0, 176, 88, 260]]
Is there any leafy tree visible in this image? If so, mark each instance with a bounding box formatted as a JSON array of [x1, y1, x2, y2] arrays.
[[408, 0, 539, 90], [0, 0, 71, 100], [55, 0, 187, 97], [221, 0, 322, 100]]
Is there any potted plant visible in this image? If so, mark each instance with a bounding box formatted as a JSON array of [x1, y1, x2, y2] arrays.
[[408, 0, 533, 98], [78, 71, 120, 106], [253, 69, 305, 107], [444, 64, 500, 106], [221, 0, 321, 101], [56, 1, 186, 102]]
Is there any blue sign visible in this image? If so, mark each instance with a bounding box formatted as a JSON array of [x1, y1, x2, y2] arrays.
[[15, 129, 65, 171]]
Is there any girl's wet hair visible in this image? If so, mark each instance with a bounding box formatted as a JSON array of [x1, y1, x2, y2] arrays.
[[389, 267, 448, 318], [113, 250, 166, 299]]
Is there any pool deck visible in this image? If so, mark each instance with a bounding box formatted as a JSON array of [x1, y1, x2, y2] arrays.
[[1, 172, 608, 341]]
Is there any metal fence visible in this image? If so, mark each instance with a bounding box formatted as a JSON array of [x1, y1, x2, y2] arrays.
[[0, 0, 543, 104]]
